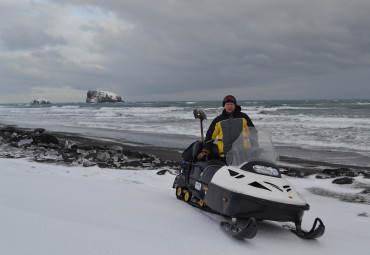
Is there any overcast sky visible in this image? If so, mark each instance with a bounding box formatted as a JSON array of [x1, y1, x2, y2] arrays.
[[0, 0, 369, 103]]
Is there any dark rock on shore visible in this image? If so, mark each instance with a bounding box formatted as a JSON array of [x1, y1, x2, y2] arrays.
[[322, 168, 359, 177], [316, 167, 369, 180], [32, 133, 60, 145], [0, 125, 178, 170], [279, 168, 311, 178], [280, 164, 368, 185], [308, 186, 370, 205], [1, 124, 366, 180], [358, 212, 369, 217], [310, 168, 370, 204], [332, 177, 354, 185]]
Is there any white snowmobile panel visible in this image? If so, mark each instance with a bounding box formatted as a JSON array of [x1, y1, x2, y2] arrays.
[[209, 165, 307, 206]]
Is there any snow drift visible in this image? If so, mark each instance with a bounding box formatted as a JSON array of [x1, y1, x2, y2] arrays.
[[0, 158, 369, 255]]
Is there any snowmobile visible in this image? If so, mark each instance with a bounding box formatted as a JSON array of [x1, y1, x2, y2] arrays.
[[173, 109, 325, 240]]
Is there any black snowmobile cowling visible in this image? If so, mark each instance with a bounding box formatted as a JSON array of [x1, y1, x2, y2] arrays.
[[173, 126, 325, 240]]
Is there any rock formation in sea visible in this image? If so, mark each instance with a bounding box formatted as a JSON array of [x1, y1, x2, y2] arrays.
[[86, 90, 123, 103], [30, 99, 51, 104]]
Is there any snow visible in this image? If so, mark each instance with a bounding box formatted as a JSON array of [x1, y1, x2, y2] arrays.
[[0, 158, 369, 255]]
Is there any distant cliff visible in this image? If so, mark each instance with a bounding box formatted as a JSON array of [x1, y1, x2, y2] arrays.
[[86, 90, 123, 103]]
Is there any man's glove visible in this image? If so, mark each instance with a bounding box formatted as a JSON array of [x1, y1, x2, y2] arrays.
[[197, 148, 210, 161]]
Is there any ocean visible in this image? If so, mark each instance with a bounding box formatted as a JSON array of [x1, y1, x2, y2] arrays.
[[1, 99, 369, 168]]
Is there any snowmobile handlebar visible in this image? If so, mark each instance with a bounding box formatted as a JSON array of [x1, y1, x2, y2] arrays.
[[193, 109, 207, 141], [193, 109, 207, 121]]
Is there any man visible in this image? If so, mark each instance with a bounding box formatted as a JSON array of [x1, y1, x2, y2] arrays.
[[197, 95, 255, 161]]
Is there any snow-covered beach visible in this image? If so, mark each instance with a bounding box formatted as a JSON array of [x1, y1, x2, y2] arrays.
[[1, 157, 369, 255], [2, 0, 370, 252]]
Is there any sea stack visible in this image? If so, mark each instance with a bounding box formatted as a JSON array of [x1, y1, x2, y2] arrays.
[[86, 90, 123, 103], [30, 99, 51, 104]]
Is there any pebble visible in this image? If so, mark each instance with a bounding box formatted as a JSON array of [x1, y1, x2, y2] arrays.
[[0, 125, 179, 170]]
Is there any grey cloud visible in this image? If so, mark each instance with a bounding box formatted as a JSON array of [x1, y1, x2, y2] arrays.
[[75, 1, 370, 82], [1, 24, 66, 51], [1, 0, 370, 102]]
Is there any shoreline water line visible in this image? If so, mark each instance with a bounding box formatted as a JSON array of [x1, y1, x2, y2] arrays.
[[1, 123, 369, 172], [0, 99, 369, 168]]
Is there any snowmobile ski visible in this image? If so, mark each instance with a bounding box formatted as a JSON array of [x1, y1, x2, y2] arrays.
[[220, 217, 258, 240], [283, 218, 325, 239]]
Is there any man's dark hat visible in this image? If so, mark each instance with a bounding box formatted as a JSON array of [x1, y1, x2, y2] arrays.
[[222, 95, 237, 107]]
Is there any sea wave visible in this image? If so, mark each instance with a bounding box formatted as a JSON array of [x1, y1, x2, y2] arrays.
[[1, 100, 369, 162]]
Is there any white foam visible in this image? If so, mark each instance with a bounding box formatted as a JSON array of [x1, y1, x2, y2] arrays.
[[0, 102, 369, 159], [57, 105, 81, 109]]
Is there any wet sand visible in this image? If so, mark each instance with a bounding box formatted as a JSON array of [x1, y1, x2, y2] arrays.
[[35, 131, 370, 173], [52, 130, 183, 163], [51, 129, 370, 172]]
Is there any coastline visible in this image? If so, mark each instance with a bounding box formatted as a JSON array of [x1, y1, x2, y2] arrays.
[[1, 123, 368, 174], [50, 130, 183, 163], [1, 123, 369, 204], [0, 124, 181, 170]]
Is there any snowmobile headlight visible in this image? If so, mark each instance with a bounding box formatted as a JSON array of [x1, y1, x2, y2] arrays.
[[253, 165, 280, 177]]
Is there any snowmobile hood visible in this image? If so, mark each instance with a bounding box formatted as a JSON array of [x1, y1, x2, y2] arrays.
[[210, 165, 308, 206]]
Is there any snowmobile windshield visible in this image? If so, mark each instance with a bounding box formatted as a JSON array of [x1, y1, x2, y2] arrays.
[[225, 127, 278, 167]]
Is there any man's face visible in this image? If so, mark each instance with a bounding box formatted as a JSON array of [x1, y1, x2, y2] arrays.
[[224, 102, 236, 113]]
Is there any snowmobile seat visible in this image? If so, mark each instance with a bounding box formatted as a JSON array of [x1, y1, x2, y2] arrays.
[[190, 159, 225, 183], [191, 161, 207, 180], [192, 141, 202, 160], [182, 141, 219, 162], [200, 160, 225, 184], [181, 141, 203, 162]]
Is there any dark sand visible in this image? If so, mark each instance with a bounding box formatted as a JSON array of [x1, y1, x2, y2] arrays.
[[52, 130, 183, 163], [40, 130, 370, 173], [1, 123, 368, 173]]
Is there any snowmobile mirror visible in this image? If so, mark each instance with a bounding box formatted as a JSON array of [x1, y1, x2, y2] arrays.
[[193, 109, 207, 141]]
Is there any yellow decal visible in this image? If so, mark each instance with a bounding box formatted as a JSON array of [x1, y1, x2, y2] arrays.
[[199, 200, 204, 207]]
